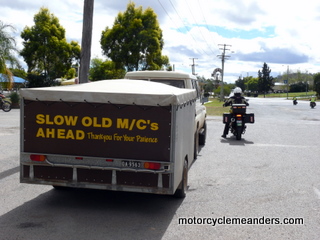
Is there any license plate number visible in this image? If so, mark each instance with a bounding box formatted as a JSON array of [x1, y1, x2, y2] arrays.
[[122, 161, 142, 168], [236, 120, 242, 126]]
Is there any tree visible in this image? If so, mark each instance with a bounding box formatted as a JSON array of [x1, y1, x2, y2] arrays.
[[64, 68, 77, 80], [203, 80, 214, 94], [10, 65, 27, 80], [20, 8, 81, 86], [89, 58, 126, 81], [0, 21, 19, 90], [25, 73, 45, 88], [247, 77, 259, 92], [214, 84, 232, 98], [196, 76, 212, 96], [258, 62, 274, 97], [290, 82, 308, 92], [100, 2, 170, 71], [235, 76, 245, 90], [314, 73, 320, 97]]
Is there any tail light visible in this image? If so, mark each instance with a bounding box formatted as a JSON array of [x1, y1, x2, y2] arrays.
[[144, 162, 161, 170], [30, 154, 46, 162]]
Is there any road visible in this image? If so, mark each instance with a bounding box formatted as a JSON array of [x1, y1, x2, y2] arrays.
[[0, 98, 319, 240]]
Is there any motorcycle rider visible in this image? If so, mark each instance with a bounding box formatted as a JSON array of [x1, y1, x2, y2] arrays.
[[293, 96, 298, 105], [221, 87, 249, 138], [310, 96, 317, 108]]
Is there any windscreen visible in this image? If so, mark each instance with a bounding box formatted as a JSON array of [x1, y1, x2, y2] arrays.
[[150, 79, 185, 88]]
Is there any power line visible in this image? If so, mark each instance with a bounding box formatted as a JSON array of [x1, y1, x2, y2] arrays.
[[158, 0, 221, 75], [157, 0, 177, 27], [165, 0, 210, 56], [185, 0, 217, 56], [197, 0, 218, 54]]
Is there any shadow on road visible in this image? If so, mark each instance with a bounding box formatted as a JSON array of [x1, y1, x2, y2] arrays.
[[220, 137, 254, 146], [0, 188, 183, 240]]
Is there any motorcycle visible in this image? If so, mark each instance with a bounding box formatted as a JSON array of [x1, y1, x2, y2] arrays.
[[223, 104, 254, 140], [310, 101, 316, 109], [0, 94, 12, 112], [293, 99, 298, 105]]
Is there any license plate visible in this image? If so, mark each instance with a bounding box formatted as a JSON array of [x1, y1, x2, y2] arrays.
[[122, 160, 142, 168], [236, 120, 242, 126]]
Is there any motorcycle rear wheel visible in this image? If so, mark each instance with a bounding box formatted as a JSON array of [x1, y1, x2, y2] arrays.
[[236, 126, 242, 140], [2, 102, 11, 112]]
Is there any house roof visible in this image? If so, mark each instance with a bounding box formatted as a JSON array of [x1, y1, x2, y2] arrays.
[[0, 74, 26, 83]]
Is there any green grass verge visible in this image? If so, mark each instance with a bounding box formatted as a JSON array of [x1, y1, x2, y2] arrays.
[[204, 92, 318, 116], [204, 98, 227, 116], [259, 91, 317, 99]]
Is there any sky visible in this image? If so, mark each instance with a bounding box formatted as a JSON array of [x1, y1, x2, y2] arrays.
[[1, 0, 320, 83]]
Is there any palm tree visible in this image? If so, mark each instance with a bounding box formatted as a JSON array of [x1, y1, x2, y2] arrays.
[[0, 21, 18, 90]]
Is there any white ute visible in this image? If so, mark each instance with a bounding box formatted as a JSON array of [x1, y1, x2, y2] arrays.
[[125, 71, 207, 158]]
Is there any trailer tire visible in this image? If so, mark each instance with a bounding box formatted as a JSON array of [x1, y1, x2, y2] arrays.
[[52, 185, 68, 190], [174, 160, 188, 198]]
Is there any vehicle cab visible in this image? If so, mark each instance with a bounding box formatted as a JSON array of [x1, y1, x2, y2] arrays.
[[125, 71, 207, 158]]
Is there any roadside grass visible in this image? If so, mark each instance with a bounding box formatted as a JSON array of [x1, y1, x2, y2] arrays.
[[204, 98, 227, 116], [204, 92, 318, 116], [259, 91, 317, 100]]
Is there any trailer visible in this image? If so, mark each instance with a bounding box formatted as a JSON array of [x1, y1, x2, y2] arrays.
[[20, 80, 197, 197]]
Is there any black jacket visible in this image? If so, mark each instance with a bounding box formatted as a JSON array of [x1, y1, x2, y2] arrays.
[[223, 95, 249, 107]]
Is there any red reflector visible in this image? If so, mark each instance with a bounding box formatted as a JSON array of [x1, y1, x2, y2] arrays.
[[75, 157, 83, 160], [30, 154, 46, 162], [144, 162, 161, 170], [106, 159, 113, 162]]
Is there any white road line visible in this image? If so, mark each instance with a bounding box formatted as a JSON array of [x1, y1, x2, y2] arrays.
[[252, 143, 315, 148], [313, 187, 320, 199]]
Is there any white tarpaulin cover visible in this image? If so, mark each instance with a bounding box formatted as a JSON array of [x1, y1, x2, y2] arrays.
[[20, 79, 196, 106]]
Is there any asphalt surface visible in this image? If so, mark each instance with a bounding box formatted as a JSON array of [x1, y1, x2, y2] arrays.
[[0, 98, 319, 240]]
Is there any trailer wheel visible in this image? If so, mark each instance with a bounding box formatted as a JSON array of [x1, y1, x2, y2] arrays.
[[174, 160, 188, 198], [52, 185, 68, 190]]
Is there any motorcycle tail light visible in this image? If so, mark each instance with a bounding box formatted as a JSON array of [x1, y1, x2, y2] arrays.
[[236, 114, 242, 117]]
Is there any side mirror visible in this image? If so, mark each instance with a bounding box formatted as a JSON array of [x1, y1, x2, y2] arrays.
[[201, 96, 209, 104]]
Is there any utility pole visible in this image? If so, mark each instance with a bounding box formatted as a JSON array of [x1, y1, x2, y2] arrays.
[[190, 58, 198, 75], [79, 0, 94, 83], [217, 44, 231, 101], [286, 65, 289, 99]]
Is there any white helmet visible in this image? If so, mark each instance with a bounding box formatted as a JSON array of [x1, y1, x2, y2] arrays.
[[234, 87, 242, 94]]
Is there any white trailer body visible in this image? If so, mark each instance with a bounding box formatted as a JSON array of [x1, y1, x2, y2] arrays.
[[20, 80, 196, 197]]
